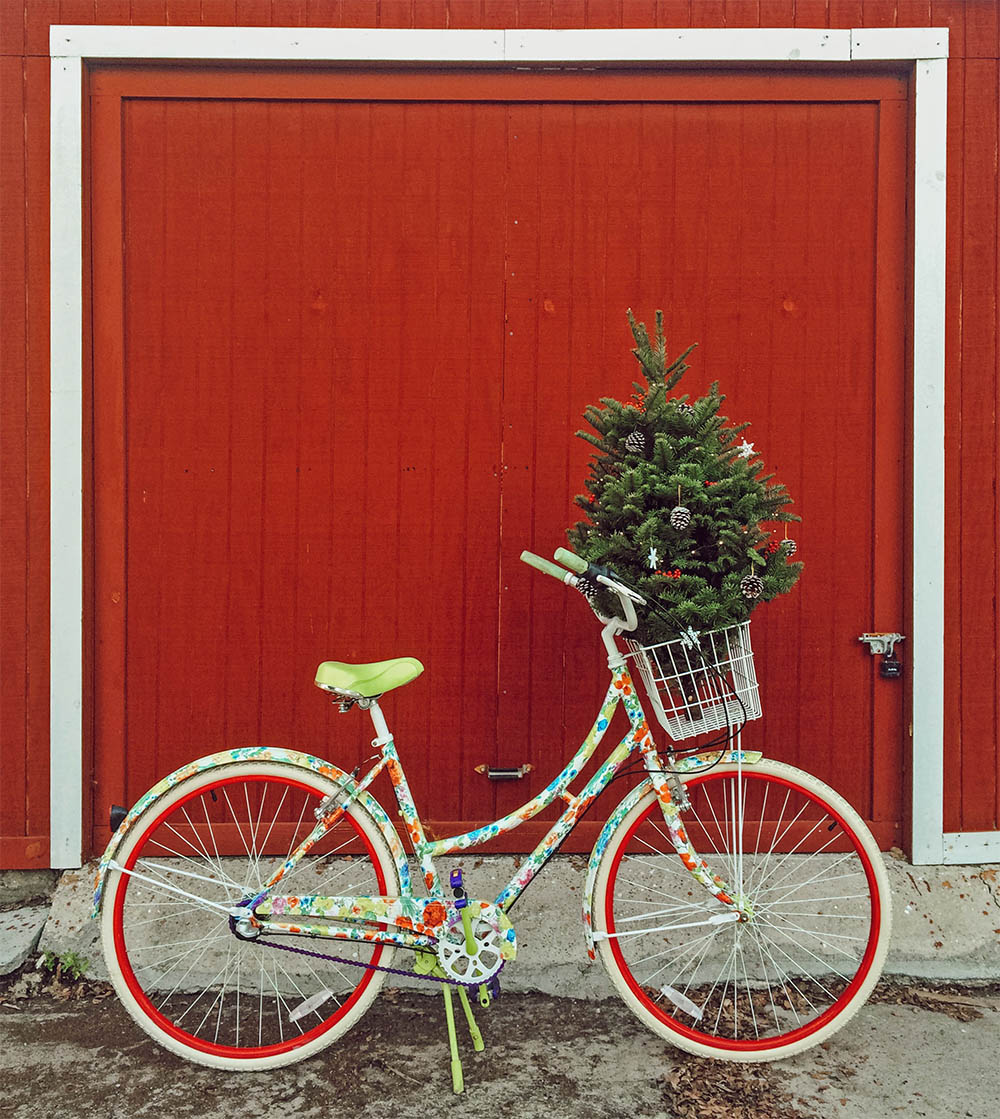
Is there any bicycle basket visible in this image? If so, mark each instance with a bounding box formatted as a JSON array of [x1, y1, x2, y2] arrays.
[[626, 621, 762, 742]]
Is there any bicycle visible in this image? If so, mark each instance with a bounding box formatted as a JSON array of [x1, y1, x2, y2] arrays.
[[92, 547, 891, 1089]]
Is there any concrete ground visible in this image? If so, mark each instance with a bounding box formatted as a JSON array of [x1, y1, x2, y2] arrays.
[[2, 855, 998, 1117], [0, 982, 997, 1118]]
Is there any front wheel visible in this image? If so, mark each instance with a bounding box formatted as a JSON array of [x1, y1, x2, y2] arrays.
[[593, 759, 891, 1061], [101, 760, 400, 1070]]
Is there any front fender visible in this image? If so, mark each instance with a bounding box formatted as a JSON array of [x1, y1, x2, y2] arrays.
[[91, 747, 409, 916], [582, 749, 763, 959]]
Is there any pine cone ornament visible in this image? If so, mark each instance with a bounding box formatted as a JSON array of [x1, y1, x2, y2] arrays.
[[670, 505, 692, 531], [781, 538, 798, 557], [624, 430, 647, 455], [740, 573, 764, 599], [576, 577, 601, 607], [676, 402, 694, 419]]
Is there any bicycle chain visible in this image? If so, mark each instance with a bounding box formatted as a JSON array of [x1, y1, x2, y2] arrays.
[[252, 932, 502, 990]]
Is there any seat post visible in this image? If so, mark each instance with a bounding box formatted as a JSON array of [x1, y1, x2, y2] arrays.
[[368, 700, 393, 746]]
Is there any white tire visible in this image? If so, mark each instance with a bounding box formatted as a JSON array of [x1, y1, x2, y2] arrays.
[[101, 760, 399, 1070], [592, 758, 891, 1061]]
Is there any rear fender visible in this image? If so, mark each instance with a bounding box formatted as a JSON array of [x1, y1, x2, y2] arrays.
[[581, 749, 763, 958], [91, 747, 409, 916]]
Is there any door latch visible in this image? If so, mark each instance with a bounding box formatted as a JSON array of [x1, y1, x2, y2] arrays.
[[475, 764, 533, 781], [859, 633, 905, 679]]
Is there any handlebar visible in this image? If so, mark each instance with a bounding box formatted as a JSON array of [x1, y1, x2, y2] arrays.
[[519, 547, 644, 633], [520, 550, 576, 584], [553, 547, 587, 574]]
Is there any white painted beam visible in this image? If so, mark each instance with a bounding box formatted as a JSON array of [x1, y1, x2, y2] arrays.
[[505, 28, 851, 63], [851, 27, 948, 61], [909, 56, 949, 865], [50, 25, 505, 62], [943, 833, 1000, 864], [49, 55, 84, 869]]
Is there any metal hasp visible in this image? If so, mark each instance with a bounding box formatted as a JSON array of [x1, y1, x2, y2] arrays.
[[859, 632, 905, 656], [859, 633, 905, 679]]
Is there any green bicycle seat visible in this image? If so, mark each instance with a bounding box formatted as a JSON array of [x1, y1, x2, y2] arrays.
[[314, 656, 424, 698]]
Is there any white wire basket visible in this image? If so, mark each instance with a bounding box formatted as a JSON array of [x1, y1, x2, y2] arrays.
[[627, 621, 762, 742]]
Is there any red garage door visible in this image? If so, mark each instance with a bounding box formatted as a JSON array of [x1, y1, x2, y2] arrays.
[[89, 67, 908, 854]]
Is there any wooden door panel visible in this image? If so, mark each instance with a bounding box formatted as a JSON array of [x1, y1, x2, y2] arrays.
[[91, 68, 907, 853], [496, 97, 906, 844], [94, 96, 507, 849]]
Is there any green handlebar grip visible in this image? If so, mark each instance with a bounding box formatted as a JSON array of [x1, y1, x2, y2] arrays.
[[520, 550, 571, 582], [553, 547, 588, 574]]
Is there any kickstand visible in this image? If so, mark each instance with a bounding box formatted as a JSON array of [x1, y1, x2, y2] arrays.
[[442, 984, 487, 1094], [457, 985, 485, 1052], [441, 986, 464, 1093]]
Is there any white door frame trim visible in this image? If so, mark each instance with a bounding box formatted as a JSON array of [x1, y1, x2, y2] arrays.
[[49, 26, 960, 867]]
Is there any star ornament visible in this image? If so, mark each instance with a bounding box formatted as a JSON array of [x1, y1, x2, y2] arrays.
[[736, 439, 756, 459], [678, 626, 702, 649], [648, 546, 659, 569]]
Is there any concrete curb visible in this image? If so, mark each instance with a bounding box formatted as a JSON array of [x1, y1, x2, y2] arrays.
[[19, 854, 1000, 990], [0, 905, 49, 976]]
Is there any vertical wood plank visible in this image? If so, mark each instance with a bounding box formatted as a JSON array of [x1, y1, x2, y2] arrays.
[[339, 0, 380, 25], [870, 96, 908, 835], [758, 0, 795, 28], [164, 1, 207, 25], [411, 1, 449, 28], [381, 0, 416, 26], [827, 0, 863, 28], [127, 1, 170, 25], [23, 1, 57, 55], [496, 100, 540, 791], [483, 0, 517, 30], [690, 1, 727, 28], [941, 47, 965, 838], [952, 58, 999, 832], [895, 1, 932, 28], [55, 0, 98, 28], [621, 0, 658, 29], [0, 54, 28, 845], [723, 0, 759, 27], [24, 54, 51, 856], [791, 1, 830, 29], [0, 0, 26, 55], [512, 0, 553, 30], [584, 0, 624, 28], [91, 85, 128, 828], [653, 0, 691, 27]]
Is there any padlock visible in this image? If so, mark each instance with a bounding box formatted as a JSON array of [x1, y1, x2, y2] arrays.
[[880, 653, 903, 679]]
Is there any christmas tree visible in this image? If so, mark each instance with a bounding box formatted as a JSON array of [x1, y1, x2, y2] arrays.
[[567, 310, 802, 646]]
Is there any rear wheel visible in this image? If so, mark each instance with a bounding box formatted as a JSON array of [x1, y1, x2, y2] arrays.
[[593, 759, 891, 1060], [101, 760, 399, 1069]]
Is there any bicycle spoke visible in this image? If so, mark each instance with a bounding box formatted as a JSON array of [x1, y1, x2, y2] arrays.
[[601, 764, 887, 1055], [107, 765, 396, 1062]]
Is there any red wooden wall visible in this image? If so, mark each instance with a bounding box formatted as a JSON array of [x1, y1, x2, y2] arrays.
[[2, 0, 998, 867], [86, 65, 907, 858]]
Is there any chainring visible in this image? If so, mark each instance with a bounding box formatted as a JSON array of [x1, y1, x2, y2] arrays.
[[435, 911, 504, 984]]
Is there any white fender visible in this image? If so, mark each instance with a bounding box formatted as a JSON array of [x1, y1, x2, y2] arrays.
[[91, 746, 409, 915], [581, 749, 763, 958]]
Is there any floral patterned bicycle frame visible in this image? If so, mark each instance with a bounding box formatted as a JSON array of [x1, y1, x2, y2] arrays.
[[245, 657, 748, 953]]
